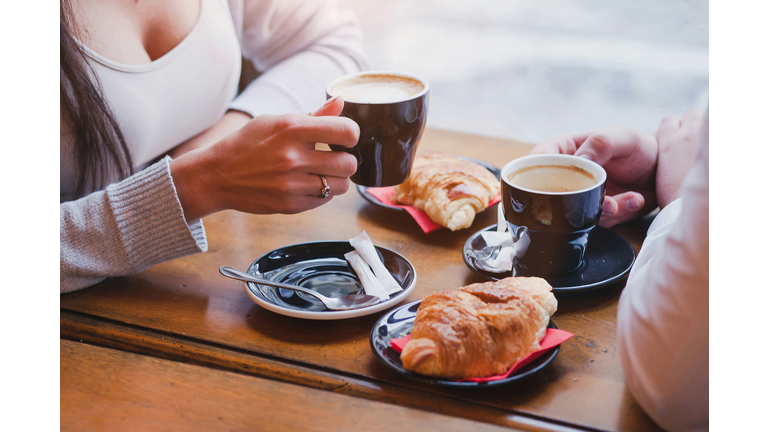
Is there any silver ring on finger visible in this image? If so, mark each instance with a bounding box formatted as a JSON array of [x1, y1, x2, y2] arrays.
[[318, 175, 331, 199]]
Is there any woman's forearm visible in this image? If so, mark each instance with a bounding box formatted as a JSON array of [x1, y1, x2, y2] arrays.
[[167, 110, 252, 159]]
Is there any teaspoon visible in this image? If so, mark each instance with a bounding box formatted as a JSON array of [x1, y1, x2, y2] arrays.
[[219, 266, 382, 311]]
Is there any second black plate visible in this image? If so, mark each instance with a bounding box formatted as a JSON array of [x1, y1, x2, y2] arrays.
[[370, 299, 560, 388]]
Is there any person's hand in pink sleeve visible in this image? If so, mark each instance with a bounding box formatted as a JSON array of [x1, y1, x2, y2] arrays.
[[530, 125, 658, 228]]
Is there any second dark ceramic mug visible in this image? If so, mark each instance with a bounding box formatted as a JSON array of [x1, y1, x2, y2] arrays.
[[500, 154, 607, 276], [325, 71, 430, 187]]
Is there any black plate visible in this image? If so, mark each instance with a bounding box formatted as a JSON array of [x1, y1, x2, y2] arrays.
[[370, 299, 560, 388], [245, 241, 417, 319], [356, 155, 501, 211], [463, 225, 635, 292]]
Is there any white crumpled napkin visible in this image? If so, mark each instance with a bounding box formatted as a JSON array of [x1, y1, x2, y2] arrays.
[[478, 205, 515, 271], [479, 232, 515, 271]]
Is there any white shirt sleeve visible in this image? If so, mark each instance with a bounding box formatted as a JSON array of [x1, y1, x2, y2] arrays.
[[617, 111, 709, 431], [226, 0, 370, 117]]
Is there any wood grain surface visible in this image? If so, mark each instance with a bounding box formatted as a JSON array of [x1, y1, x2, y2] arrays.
[[61, 128, 660, 432], [62, 311, 597, 432], [61, 339, 520, 432]]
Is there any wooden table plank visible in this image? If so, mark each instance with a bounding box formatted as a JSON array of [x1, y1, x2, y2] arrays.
[[61, 339, 519, 432], [61, 128, 660, 432], [62, 311, 598, 432]]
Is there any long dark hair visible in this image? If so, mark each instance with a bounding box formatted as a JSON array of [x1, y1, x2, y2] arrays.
[[60, 0, 133, 199]]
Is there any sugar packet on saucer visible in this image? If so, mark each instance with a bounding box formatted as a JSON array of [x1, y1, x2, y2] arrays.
[[345, 251, 389, 301], [349, 231, 403, 295]]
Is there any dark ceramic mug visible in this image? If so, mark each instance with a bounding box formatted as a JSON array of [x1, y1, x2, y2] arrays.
[[325, 71, 430, 187], [500, 154, 607, 276]]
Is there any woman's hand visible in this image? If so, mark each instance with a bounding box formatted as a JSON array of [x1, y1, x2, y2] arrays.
[[170, 97, 359, 222], [655, 108, 706, 208], [531, 126, 659, 228]]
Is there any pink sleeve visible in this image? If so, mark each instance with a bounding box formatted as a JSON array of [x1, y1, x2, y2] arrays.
[[617, 110, 709, 431]]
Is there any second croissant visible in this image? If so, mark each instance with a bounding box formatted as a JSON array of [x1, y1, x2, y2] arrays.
[[393, 152, 500, 231]]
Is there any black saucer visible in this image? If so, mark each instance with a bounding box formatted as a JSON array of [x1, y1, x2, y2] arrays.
[[356, 155, 501, 212], [243, 241, 417, 320], [463, 225, 635, 292], [370, 299, 560, 388]]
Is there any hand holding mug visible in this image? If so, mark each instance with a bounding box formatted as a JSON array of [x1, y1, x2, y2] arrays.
[[171, 98, 360, 221], [531, 125, 658, 228]]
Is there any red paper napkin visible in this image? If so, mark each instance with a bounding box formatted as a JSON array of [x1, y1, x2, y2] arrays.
[[366, 187, 502, 234], [389, 328, 573, 382]]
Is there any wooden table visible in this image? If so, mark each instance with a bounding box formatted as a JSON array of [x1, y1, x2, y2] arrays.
[[61, 128, 660, 432], [61, 339, 512, 431]]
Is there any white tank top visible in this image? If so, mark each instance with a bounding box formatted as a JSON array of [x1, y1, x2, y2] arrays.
[[60, 0, 241, 200]]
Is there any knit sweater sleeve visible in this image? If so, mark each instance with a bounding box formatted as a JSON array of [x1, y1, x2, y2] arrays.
[[60, 156, 207, 293], [226, 0, 369, 117]]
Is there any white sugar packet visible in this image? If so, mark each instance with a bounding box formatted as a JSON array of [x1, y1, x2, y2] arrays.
[[349, 231, 403, 295], [344, 251, 390, 301]]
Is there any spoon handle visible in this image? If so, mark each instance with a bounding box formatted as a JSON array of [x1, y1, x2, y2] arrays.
[[219, 266, 324, 299]]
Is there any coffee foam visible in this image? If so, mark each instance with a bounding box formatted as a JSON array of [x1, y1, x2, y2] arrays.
[[331, 74, 425, 103], [508, 164, 597, 193]]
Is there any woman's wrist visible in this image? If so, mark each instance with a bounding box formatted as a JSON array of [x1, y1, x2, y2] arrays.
[[170, 148, 222, 223], [168, 111, 254, 221]]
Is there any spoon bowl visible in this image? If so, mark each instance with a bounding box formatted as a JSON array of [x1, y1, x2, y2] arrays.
[[471, 241, 515, 273], [219, 266, 382, 311], [473, 245, 508, 273]]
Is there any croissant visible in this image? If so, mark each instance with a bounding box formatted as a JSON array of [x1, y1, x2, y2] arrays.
[[400, 277, 556, 379], [393, 152, 500, 231]]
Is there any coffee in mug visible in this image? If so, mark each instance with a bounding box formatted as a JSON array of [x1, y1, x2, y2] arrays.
[[326, 71, 430, 187], [500, 154, 607, 276], [330, 74, 425, 104], [507, 164, 597, 193]]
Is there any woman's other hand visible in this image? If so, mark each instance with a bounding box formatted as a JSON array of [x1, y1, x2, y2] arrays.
[[170, 97, 359, 221], [531, 126, 658, 228], [655, 108, 706, 208], [168, 110, 253, 159]]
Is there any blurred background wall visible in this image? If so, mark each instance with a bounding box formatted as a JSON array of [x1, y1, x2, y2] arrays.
[[339, 0, 709, 143]]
